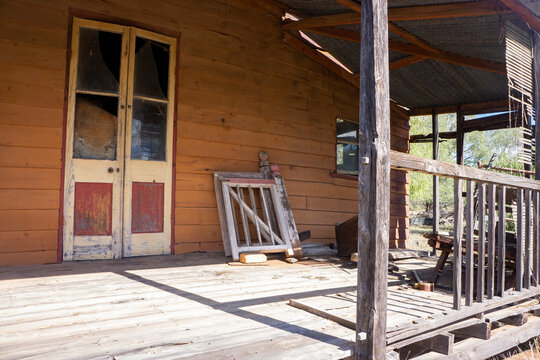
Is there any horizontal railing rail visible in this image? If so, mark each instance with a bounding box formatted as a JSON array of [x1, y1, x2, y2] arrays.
[[390, 151, 540, 191]]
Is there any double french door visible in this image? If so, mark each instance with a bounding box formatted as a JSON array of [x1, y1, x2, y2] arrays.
[[62, 18, 176, 260]]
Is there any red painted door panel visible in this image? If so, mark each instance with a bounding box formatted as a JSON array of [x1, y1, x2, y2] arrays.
[[131, 182, 164, 233], [74, 182, 113, 236]]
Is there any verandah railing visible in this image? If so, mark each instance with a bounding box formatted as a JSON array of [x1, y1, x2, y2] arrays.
[[388, 150, 540, 342]]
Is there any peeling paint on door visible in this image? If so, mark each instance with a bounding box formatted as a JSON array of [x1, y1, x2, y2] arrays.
[[74, 182, 113, 236]]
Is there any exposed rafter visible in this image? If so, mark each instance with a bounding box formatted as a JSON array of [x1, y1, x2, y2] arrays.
[[387, 23, 437, 52], [282, 1, 512, 30], [333, 0, 362, 12], [498, 0, 540, 31], [389, 40, 506, 74], [282, 32, 358, 87], [301, 27, 506, 73], [389, 55, 425, 70], [331, 0, 439, 52]]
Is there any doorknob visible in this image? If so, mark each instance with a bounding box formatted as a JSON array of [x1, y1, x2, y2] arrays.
[[107, 167, 114, 173]]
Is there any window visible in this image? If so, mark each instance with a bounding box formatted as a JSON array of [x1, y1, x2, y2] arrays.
[[336, 117, 359, 174]]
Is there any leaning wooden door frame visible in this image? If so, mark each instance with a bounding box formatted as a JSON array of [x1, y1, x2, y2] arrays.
[[59, 15, 179, 261]]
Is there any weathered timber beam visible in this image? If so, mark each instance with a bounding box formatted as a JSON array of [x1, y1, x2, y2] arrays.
[[461, 112, 512, 131], [410, 131, 457, 142], [356, 0, 389, 357], [386, 288, 540, 345], [288, 299, 356, 329], [452, 322, 491, 340], [390, 55, 425, 70], [282, 1, 512, 29], [389, 40, 506, 74], [300, 27, 506, 73], [332, 0, 439, 52], [498, 0, 540, 31], [478, 162, 534, 176], [400, 333, 454, 356], [333, 0, 362, 12], [282, 32, 358, 87], [390, 150, 540, 191], [499, 313, 530, 326], [409, 99, 509, 116], [387, 22, 437, 52]]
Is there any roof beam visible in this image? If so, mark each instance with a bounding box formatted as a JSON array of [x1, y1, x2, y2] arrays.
[[389, 40, 506, 74], [333, 0, 362, 12], [283, 1, 512, 30], [332, 0, 440, 52], [409, 99, 509, 116], [387, 22, 437, 52], [282, 32, 358, 87], [498, 0, 540, 31], [390, 55, 425, 70], [301, 27, 506, 73]]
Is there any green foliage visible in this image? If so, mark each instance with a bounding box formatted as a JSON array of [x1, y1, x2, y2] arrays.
[[409, 114, 456, 211], [409, 114, 523, 212]]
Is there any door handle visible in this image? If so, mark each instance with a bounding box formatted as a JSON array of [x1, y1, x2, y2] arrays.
[[107, 167, 114, 173]]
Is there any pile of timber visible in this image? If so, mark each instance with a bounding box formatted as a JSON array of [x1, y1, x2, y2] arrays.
[[289, 292, 540, 359], [393, 299, 540, 359]]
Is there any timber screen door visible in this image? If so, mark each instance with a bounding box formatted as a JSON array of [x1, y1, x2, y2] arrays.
[[63, 18, 176, 260]]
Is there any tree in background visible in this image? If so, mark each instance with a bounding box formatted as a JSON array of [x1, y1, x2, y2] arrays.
[[409, 114, 523, 212]]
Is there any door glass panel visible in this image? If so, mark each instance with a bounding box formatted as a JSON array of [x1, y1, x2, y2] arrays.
[[133, 37, 170, 100], [77, 28, 122, 94], [73, 94, 118, 160], [131, 99, 167, 161]]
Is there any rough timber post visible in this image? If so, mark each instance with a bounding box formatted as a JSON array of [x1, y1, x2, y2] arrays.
[[432, 109, 440, 238], [356, 0, 390, 358], [534, 32, 539, 181], [456, 106, 464, 165]]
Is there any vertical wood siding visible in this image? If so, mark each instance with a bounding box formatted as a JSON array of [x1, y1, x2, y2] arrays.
[[0, 0, 409, 265]]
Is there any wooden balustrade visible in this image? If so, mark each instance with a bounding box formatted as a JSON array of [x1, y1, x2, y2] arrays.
[[391, 151, 540, 312]]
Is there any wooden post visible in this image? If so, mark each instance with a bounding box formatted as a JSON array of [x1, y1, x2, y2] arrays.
[[453, 178, 464, 310], [535, 33, 540, 180], [497, 186, 506, 297], [465, 180, 474, 306], [456, 106, 464, 165], [432, 109, 440, 237], [476, 183, 486, 302], [356, 0, 390, 357]]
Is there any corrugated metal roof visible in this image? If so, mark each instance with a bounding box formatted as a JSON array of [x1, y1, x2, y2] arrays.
[[279, 0, 535, 110]]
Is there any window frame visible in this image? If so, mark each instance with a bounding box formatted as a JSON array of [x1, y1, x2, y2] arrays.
[[335, 116, 360, 175]]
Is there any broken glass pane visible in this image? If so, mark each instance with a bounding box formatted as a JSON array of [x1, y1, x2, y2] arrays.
[[336, 118, 358, 144], [77, 28, 121, 94], [73, 94, 118, 160], [133, 37, 169, 100], [337, 143, 358, 173], [131, 99, 167, 161]]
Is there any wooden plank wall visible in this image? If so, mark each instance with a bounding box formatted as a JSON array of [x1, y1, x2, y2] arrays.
[[0, 0, 409, 266]]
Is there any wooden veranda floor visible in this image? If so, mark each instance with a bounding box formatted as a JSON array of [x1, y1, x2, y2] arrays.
[[1, 250, 358, 360], [1, 248, 539, 359]]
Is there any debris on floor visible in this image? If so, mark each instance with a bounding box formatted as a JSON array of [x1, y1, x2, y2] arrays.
[[239, 253, 267, 264]]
